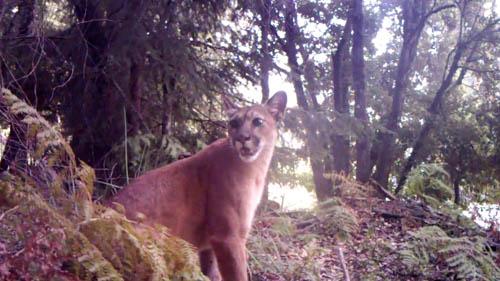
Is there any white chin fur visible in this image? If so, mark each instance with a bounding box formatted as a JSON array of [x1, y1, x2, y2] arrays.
[[239, 145, 264, 163]]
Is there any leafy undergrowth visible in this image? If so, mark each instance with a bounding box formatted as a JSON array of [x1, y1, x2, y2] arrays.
[[0, 88, 207, 281], [248, 184, 499, 281], [248, 198, 359, 281]]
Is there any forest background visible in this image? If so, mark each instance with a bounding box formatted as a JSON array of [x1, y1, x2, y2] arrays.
[[1, 0, 498, 208], [0, 0, 499, 280]]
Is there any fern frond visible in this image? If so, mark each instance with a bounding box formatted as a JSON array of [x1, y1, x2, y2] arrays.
[[400, 226, 500, 280], [0, 178, 123, 281], [405, 163, 454, 206]]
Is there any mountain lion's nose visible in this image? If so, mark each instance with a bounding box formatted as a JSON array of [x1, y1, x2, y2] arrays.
[[236, 134, 251, 143]]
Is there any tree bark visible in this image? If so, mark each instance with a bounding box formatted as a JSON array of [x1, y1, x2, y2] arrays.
[[128, 57, 144, 135], [301, 60, 333, 201], [284, 0, 333, 201], [161, 77, 176, 136], [351, 0, 370, 183], [65, 0, 148, 172], [372, 0, 428, 188], [453, 175, 461, 205], [396, 40, 474, 193], [284, 0, 309, 111], [257, 0, 272, 103], [256, 0, 273, 208], [331, 18, 352, 176]]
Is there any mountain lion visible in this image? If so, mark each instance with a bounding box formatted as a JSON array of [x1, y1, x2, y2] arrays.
[[110, 91, 287, 281]]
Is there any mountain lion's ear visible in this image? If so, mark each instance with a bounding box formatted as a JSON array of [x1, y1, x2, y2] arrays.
[[222, 94, 239, 117], [266, 91, 287, 121]]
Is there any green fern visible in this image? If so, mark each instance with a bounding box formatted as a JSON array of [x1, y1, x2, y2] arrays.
[[104, 133, 188, 188], [404, 163, 454, 207], [2, 88, 76, 168], [400, 226, 499, 280], [0, 177, 123, 281], [247, 219, 324, 281]]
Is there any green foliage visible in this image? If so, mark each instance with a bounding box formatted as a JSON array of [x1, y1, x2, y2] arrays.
[[1, 88, 88, 218], [248, 199, 358, 280], [125, 134, 187, 174], [400, 226, 499, 280], [247, 215, 324, 281], [268, 216, 297, 236], [1, 0, 250, 189], [0, 178, 122, 281], [104, 133, 190, 190], [404, 163, 454, 207], [430, 92, 500, 204], [79, 211, 205, 281], [0, 88, 207, 281], [316, 198, 359, 242]]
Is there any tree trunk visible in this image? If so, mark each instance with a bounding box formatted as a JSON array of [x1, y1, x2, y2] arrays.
[[331, 18, 352, 176], [66, 1, 118, 169], [161, 77, 176, 136], [372, 0, 428, 188], [65, 0, 147, 174], [396, 42, 469, 193], [284, 0, 333, 201], [453, 175, 461, 205], [300, 35, 332, 201], [311, 158, 334, 201], [257, 0, 272, 207], [284, 0, 309, 111], [258, 0, 271, 103], [351, 0, 370, 183], [128, 57, 144, 135]]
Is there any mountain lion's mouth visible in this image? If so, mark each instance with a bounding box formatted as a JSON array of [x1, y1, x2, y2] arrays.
[[238, 145, 263, 162], [240, 147, 255, 156]]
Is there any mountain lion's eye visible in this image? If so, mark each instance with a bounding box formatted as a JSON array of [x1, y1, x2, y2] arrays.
[[229, 119, 240, 129], [252, 118, 264, 127]]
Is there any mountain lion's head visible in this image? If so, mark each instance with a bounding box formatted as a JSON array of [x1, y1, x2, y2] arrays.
[[223, 91, 287, 163]]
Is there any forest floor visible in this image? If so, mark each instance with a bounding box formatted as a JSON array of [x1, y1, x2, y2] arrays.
[[248, 186, 499, 281]]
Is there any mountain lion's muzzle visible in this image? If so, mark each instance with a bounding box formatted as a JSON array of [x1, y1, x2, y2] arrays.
[[233, 133, 262, 162]]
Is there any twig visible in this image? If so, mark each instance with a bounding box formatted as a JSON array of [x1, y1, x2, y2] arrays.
[[372, 208, 404, 219], [296, 217, 319, 229], [94, 180, 122, 190], [337, 246, 351, 281], [369, 179, 397, 200], [0, 205, 19, 221], [123, 107, 129, 185]]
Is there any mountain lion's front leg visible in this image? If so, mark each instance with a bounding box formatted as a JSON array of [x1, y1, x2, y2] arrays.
[[210, 236, 248, 281]]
